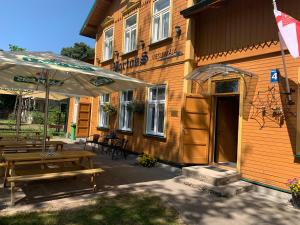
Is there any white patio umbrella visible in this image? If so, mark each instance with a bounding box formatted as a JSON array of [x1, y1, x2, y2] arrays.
[[0, 51, 149, 151], [0, 88, 68, 139]]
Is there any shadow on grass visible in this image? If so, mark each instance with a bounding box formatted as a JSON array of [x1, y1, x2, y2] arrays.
[[0, 193, 181, 225]]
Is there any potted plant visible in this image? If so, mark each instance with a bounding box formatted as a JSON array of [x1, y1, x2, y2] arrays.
[[287, 178, 300, 208], [127, 101, 144, 113], [103, 103, 117, 115]]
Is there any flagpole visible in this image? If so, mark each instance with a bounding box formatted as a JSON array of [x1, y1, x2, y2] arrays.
[[274, 0, 293, 104]]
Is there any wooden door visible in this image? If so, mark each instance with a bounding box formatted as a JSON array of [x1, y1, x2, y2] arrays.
[[215, 96, 239, 163], [76, 103, 91, 137], [181, 94, 210, 164]]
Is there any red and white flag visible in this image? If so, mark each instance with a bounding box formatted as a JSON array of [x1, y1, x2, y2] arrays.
[[274, 7, 300, 58]]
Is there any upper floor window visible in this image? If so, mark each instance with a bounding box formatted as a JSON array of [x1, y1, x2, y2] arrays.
[[103, 27, 114, 61], [124, 14, 137, 53], [146, 85, 166, 136], [119, 90, 133, 131], [152, 0, 170, 43], [98, 94, 110, 128]]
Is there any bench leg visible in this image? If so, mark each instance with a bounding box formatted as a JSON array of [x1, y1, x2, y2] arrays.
[[11, 182, 15, 206], [91, 174, 97, 192], [3, 166, 8, 188]]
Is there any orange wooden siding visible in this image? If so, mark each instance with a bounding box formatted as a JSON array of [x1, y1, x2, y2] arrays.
[[190, 0, 300, 190]]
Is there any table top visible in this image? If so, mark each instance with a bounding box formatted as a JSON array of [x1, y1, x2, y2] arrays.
[[0, 140, 66, 147], [2, 150, 96, 162]]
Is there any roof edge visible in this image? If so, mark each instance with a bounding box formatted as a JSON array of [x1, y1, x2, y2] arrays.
[[80, 0, 98, 39], [180, 0, 225, 18]]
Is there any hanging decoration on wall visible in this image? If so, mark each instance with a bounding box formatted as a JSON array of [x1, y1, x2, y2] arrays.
[[249, 86, 295, 129]]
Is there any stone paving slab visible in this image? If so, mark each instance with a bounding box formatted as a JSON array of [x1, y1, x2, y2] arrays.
[[0, 144, 299, 225]]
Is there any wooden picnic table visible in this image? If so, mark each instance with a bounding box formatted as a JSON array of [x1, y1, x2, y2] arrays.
[[2, 150, 100, 205], [0, 140, 66, 152]]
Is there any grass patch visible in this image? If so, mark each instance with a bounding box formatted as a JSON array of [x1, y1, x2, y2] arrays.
[[0, 194, 182, 225]]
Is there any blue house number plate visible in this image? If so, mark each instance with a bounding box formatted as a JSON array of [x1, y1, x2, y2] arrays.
[[270, 69, 280, 83]]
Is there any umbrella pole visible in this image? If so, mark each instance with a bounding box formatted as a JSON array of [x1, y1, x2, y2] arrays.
[[16, 95, 22, 141], [43, 74, 50, 152]]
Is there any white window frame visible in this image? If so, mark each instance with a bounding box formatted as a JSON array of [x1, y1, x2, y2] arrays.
[[98, 94, 110, 128], [103, 27, 114, 61], [119, 90, 133, 131], [152, 0, 171, 43], [146, 85, 166, 136], [123, 14, 137, 53]]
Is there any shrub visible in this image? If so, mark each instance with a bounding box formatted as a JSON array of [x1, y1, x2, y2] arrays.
[[7, 113, 16, 121], [31, 111, 44, 124], [287, 178, 300, 196], [137, 154, 157, 168]]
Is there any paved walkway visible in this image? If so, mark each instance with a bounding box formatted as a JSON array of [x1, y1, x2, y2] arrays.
[[1, 144, 300, 225]]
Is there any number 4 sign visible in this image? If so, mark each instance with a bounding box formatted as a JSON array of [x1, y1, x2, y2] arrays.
[[270, 69, 280, 83]]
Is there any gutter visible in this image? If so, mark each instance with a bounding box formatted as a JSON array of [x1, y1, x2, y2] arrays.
[[79, 0, 98, 38], [180, 0, 226, 18]]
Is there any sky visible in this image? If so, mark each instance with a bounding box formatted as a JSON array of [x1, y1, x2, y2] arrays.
[[0, 0, 95, 53]]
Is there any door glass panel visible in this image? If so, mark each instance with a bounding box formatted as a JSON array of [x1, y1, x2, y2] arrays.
[[215, 80, 238, 94]]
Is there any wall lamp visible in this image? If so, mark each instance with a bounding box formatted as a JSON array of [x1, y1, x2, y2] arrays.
[[175, 25, 182, 38], [114, 51, 119, 58], [96, 57, 101, 65], [139, 40, 145, 50]]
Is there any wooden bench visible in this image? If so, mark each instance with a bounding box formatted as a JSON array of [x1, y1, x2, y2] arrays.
[[7, 168, 104, 205]]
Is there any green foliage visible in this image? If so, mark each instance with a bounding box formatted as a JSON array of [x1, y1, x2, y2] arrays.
[[103, 103, 117, 114], [7, 113, 16, 121], [31, 111, 44, 124], [0, 194, 180, 225], [137, 154, 158, 168], [30, 107, 65, 125], [9, 44, 26, 52], [127, 101, 145, 113], [61, 42, 94, 61]]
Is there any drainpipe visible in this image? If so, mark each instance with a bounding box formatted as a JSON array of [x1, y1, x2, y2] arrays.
[[179, 0, 196, 163], [183, 0, 196, 94]]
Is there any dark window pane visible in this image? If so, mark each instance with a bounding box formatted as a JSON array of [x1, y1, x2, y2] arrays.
[[127, 91, 133, 101], [158, 104, 165, 133], [215, 80, 238, 94], [158, 86, 166, 100]]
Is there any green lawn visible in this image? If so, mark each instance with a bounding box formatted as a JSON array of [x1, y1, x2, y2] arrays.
[[0, 194, 182, 225]]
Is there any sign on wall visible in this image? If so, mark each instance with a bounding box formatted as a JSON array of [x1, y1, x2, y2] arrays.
[[112, 52, 148, 72], [270, 69, 280, 83]]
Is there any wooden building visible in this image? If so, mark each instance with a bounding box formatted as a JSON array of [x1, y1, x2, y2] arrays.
[[180, 0, 300, 190], [68, 0, 300, 190]]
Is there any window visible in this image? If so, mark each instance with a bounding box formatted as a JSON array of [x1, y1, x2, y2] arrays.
[[152, 0, 170, 43], [124, 14, 137, 53], [146, 85, 166, 136], [103, 28, 114, 61], [119, 90, 133, 131], [98, 94, 110, 128], [72, 97, 80, 123], [215, 80, 239, 94]]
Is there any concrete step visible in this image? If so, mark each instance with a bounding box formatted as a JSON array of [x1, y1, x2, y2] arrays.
[[182, 166, 241, 186], [176, 176, 254, 197]]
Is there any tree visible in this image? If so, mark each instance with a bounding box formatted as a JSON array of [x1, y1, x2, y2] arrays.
[[61, 42, 94, 61], [0, 44, 26, 117], [9, 44, 26, 52]]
